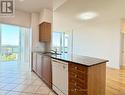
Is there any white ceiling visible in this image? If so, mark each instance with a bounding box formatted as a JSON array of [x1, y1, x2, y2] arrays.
[[15, 0, 52, 13], [53, 0, 125, 31], [54, 0, 125, 23], [53, 0, 67, 11]]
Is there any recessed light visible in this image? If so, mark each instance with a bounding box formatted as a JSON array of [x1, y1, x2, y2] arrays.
[[78, 12, 98, 20]]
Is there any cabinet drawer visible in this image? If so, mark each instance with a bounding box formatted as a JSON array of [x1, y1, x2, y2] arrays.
[[69, 85, 87, 92], [69, 77, 87, 89], [69, 87, 87, 95], [69, 91, 87, 95], [69, 71, 87, 80], [69, 63, 87, 73], [69, 81, 87, 89], [69, 75, 87, 84]]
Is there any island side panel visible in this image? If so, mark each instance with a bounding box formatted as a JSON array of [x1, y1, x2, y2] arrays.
[[88, 63, 106, 95]]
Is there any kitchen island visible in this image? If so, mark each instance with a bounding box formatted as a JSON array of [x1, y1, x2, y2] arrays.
[[32, 52, 108, 95]]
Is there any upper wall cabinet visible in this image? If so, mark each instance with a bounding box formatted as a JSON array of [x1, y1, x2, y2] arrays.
[[39, 22, 51, 42]]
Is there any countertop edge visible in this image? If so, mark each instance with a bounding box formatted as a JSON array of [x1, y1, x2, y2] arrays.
[[51, 56, 108, 67]]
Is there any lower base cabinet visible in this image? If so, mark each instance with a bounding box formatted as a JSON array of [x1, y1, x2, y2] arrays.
[[32, 53, 52, 88], [42, 55, 52, 88], [32, 53, 106, 95], [68, 63, 106, 95], [52, 60, 106, 95]]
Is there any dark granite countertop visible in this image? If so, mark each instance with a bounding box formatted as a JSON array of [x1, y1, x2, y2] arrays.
[[33, 51, 108, 67], [45, 53, 108, 67]]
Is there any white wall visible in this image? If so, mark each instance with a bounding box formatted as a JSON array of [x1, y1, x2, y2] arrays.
[[31, 13, 45, 52], [53, 12, 121, 69], [31, 9, 53, 52], [39, 9, 53, 23], [72, 19, 121, 69], [121, 32, 125, 66], [0, 10, 31, 27]]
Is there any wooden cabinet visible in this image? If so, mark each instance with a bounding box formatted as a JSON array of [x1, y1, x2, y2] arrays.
[[39, 22, 51, 42], [32, 53, 42, 78], [32, 53, 52, 88], [68, 63, 106, 95], [42, 55, 52, 88], [87, 63, 106, 95]]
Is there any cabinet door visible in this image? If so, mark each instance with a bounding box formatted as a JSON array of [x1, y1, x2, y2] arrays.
[[42, 55, 52, 88], [32, 53, 37, 72], [36, 54, 42, 78], [39, 22, 51, 42]]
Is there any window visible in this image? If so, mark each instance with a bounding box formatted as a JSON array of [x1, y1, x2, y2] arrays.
[[0, 24, 20, 61], [52, 32, 62, 53], [64, 34, 69, 53], [1, 24, 20, 46], [0, 24, 31, 64], [52, 32, 72, 54]]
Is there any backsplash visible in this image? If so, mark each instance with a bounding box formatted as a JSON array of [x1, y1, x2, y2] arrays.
[[33, 42, 45, 52]]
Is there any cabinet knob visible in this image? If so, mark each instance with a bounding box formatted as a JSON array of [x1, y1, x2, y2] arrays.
[[74, 67, 78, 70], [74, 89, 77, 92], [74, 82, 77, 86], [75, 74, 77, 78]]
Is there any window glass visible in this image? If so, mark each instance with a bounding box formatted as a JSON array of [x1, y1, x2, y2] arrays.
[[64, 34, 69, 53], [52, 32, 62, 53], [1, 24, 20, 46], [52, 32, 70, 54]]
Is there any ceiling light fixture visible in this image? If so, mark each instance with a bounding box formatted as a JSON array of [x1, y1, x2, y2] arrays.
[[78, 12, 98, 20]]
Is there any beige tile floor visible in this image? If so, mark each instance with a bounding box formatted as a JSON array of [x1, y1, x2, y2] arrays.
[[0, 61, 56, 95]]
